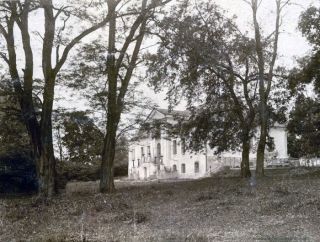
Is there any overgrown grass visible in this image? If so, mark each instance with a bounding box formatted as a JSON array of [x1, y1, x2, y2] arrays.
[[1, 168, 320, 241]]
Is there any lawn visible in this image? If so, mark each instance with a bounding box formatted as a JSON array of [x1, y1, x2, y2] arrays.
[[1, 168, 320, 241]]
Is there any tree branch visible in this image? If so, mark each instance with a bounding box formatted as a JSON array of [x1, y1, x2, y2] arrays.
[[53, 14, 111, 75]]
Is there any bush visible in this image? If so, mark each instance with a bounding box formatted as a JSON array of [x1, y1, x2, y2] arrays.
[[56, 161, 128, 190], [0, 151, 38, 194]]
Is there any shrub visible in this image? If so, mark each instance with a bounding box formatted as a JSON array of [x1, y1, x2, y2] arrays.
[[56, 161, 128, 190], [0, 150, 38, 194]]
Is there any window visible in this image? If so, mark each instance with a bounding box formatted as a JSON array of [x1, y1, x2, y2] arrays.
[[194, 162, 199, 173], [157, 143, 161, 157], [173, 140, 177, 155], [173, 164, 177, 172], [181, 138, 186, 155], [181, 163, 186, 173], [147, 146, 151, 156], [141, 147, 144, 156]]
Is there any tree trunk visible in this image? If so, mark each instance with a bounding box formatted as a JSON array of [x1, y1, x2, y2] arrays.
[[241, 136, 251, 178], [38, 0, 58, 197], [256, 111, 267, 176], [38, 142, 56, 197], [99, 0, 150, 192], [100, 124, 117, 193], [38, 73, 57, 197], [56, 126, 63, 161], [100, 0, 118, 193], [3, 7, 43, 185]]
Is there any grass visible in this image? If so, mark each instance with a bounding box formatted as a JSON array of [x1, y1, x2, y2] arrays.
[[1, 167, 320, 241]]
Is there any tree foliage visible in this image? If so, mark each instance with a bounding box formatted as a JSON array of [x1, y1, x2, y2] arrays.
[[290, 6, 320, 93], [146, 0, 267, 177], [287, 95, 320, 158], [0, 83, 30, 154], [60, 111, 103, 163]]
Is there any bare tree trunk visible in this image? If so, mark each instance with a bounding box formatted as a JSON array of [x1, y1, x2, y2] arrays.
[[1, 0, 111, 197], [251, 0, 283, 177], [100, 123, 117, 193], [241, 131, 251, 178], [99, 0, 155, 192], [251, 0, 266, 177], [56, 125, 64, 161], [39, 0, 57, 197], [256, 106, 267, 176], [2, 2, 43, 179], [38, 74, 57, 196], [38, 139, 56, 196], [100, 0, 117, 193]]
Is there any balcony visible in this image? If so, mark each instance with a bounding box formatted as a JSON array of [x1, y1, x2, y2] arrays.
[[140, 155, 154, 163]]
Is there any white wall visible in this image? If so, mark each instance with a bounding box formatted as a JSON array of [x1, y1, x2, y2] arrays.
[[269, 126, 288, 158], [128, 112, 289, 180]]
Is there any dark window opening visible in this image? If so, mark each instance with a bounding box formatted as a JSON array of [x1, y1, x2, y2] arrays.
[[173, 140, 177, 155], [195, 162, 199, 173], [181, 163, 186, 173], [173, 164, 177, 172]]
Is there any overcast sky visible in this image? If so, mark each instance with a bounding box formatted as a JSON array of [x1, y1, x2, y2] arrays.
[[1, 0, 316, 112], [33, 0, 320, 111], [215, 0, 315, 65]]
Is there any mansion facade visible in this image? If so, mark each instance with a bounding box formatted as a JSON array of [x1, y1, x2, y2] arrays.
[[128, 109, 288, 180]]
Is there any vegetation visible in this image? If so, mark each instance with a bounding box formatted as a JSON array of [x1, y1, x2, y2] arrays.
[[146, 0, 289, 177], [0, 0, 318, 202], [287, 3, 320, 159], [289, 5, 320, 94], [0, 0, 111, 197], [0, 0, 320, 240], [288, 95, 320, 158], [0, 84, 30, 154], [1, 169, 320, 241]]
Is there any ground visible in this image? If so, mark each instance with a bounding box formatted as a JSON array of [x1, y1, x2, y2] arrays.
[[1, 168, 320, 241]]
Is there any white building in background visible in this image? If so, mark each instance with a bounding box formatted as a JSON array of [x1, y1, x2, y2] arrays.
[[128, 109, 288, 180]]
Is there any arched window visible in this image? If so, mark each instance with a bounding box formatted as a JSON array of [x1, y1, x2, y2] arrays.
[[173, 164, 177, 172], [194, 162, 199, 173], [181, 163, 186, 173]]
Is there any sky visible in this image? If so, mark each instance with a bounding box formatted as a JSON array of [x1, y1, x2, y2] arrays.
[[214, 0, 315, 65], [0, 0, 316, 112]]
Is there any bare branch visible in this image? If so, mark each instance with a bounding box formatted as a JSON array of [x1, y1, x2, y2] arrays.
[[54, 6, 71, 20], [0, 24, 8, 40], [53, 15, 111, 75], [0, 52, 9, 65]]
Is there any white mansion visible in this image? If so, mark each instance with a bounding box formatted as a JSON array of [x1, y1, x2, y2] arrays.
[[128, 108, 288, 180]]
